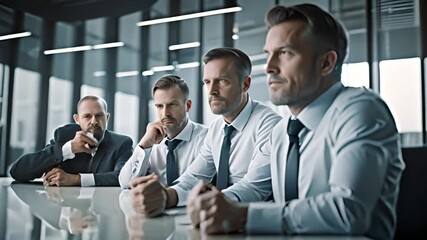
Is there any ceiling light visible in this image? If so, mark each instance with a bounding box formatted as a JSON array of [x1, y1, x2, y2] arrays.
[[176, 62, 200, 69], [116, 71, 139, 78], [142, 70, 154, 76], [232, 34, 239, 40], [44, 45, 92, 55], [0, 31, 32, 41], [169, 42, 200, 51], [44, 42, 125, 55], [93, 42, 124, 49], [136, 6, 242, 27], [93, 71, 106, 77], [151, 65, 175, 72]]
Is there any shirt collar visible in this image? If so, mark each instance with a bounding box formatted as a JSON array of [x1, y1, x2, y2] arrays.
[[224, 97, 253, 132], [297, 82, 344, 131]]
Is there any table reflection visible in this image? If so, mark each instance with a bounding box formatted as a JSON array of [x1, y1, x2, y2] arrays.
[[119, 189, 178, 239], [3, 180, 374, 240], [10, 182, 127, 239]]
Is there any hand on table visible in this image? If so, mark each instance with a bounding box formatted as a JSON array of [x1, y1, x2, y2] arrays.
[[43, 167, 81, 186], [187, 182, 248, 234], [130, 173, 167, 217]]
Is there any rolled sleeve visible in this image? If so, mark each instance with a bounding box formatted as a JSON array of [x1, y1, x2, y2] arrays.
[[119, 146, 150, 188], [246, 202, 285, 234]]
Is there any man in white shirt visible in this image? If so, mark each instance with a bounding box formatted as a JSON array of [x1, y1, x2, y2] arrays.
[[188, 4, 405, 240], [130, 47, 282, 217], [119, 75, 208, 188]]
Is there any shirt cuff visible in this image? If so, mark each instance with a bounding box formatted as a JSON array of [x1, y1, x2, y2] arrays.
[[246, 202, 284, 234], [80, 173, 95, 187], [223, 191, 240, 201], [170, 185, 188, 207], [62, 140, 75, 161]]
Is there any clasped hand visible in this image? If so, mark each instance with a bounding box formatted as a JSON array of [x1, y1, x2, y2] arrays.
[[186, 181, 248, 234], [43, 167, 80, 186], [130, 173, 167, 217]]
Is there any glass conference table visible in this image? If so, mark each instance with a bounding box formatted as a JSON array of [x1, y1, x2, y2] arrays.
[[0, 177, 373, 240]]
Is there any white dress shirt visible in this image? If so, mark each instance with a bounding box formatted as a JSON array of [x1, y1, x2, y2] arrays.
[[230, 82, 404, 240], [62, 141, 97, 187], [171, 98, 282, 206], [119, 119, 208, 188]]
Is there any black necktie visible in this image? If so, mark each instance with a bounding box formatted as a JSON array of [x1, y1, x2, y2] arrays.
[[165, 139, 182, 186], [285, 118, 305, 201], [217, 125, 235, 190]]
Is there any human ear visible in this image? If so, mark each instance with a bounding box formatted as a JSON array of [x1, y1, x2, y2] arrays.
[[320, 51, 338, 76], [185, 99, 192, 112], [73, 114, 79, 123], [242, 76, 251, 92]]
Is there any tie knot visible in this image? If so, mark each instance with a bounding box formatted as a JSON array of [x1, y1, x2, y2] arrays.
[[166, 139, 182, 151], [287, 119, 304, 142], [223, 125, 235, 137]]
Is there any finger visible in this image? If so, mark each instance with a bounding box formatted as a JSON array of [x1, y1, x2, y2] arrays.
[[45, 172, 57, 182], [210, 185, 221, 193], [187, 181, 207, 205], [44, 168, 59, 180], [199, 210, 213, 233], [201, 211, 224, 234], [130, 173, 155, 188], [202, 203, 219, 222], [139, 179, 163, 195], [188, 205, 201, 227]]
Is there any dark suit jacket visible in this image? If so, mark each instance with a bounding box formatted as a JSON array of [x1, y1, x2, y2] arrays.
[[9, 123, 133, 186]]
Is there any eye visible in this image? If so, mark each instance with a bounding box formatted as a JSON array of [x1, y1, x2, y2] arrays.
[[280, 49, 293, 56], [203, 79, 210, 85], [219, 79, 228, 86]]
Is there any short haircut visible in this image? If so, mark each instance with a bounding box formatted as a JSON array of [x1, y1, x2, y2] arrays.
[[77, 95, 108, 112], [152, 74, 190, 101], [203, 47, 252, 83], [266, 4, 348, 80]]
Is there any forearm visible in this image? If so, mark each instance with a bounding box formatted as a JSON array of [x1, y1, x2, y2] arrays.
[[10, 144, 62, 180]]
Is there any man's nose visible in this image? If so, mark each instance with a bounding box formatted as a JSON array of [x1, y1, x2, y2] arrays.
[[162, 106, 171, 117], [265, 55, 279, 75], [90, 116, 98, 125], [207, 83, 219, 95]]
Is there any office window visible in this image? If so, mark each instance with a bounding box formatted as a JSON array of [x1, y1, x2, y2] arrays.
[[341, 62, 370, 88], [380, 57, 422, 146], [46, 76, 73, 142], [10, 68, 40, 159], [114, 92, 139, 144], [81, 85, 104, 98]]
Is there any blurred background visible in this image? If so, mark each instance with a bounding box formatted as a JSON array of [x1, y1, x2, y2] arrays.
[[1, 0, 426, 176]]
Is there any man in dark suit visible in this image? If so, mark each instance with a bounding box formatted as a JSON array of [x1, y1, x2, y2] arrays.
[[9, 95, 133, 186]]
